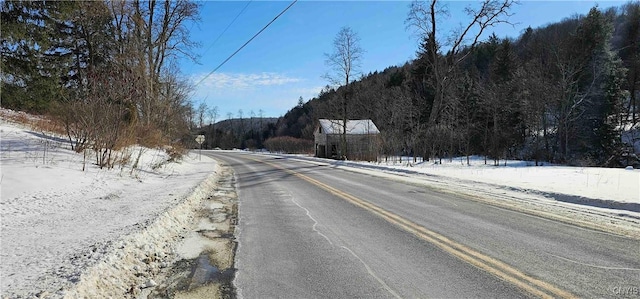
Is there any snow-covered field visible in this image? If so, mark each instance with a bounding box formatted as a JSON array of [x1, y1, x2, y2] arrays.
[[343, 156, 639, 205], [0, 109, 219, 298]]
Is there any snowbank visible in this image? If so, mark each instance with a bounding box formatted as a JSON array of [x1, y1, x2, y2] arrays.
[[0, 110, 220, 298], [65, 166, 220, 298]]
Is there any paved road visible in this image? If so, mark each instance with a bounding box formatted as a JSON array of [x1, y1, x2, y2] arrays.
[[205, 151, 639, 298]]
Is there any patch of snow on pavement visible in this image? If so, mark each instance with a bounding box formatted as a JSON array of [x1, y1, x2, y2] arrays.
[[0, 111, 219, 298]]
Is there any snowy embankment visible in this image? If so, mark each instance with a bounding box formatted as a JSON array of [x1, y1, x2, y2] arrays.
[[0, 109, 220, 298]]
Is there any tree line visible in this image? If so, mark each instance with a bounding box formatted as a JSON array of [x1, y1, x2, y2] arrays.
[[1, 0, 199, 168], [3, 1, 638, 167], [273, 1, 639, 167]]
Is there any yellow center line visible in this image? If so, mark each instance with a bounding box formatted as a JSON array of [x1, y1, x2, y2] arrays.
[[252, 156, 575, 298]]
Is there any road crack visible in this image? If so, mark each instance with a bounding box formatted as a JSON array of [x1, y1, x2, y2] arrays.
[[289, 195, 334, 246], [287, 191, 401, 299]]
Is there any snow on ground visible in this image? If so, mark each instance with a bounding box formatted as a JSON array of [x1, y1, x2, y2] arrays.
[[288, 154, 639, 206], [353, 156, 640, 205], [0, 109, 219, 298]]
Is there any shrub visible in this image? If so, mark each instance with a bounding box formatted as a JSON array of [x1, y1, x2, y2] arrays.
[[263, 137, 313, 154]]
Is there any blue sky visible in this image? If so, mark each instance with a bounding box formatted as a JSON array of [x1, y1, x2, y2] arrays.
[[180, 0, 626, 119]]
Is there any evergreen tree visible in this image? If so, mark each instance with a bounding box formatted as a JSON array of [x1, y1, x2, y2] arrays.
[[596, 56, 627, 165], [617, 2, 640, 126], [1, 1, 75, 112], [570, 7, 620, 164]]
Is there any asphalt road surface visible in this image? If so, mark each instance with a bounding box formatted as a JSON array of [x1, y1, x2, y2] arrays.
[[205, 151, 639, 299]]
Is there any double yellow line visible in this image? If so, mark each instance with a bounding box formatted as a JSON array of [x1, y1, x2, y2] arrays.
[[255, 157, 574, 298]]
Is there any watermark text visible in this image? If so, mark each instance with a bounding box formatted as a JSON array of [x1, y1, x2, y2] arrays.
[[611, 285, 639, 296]]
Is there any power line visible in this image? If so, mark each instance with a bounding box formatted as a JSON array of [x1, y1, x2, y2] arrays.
[[194, 0, 297, 88], [202, 1, 252, 57]]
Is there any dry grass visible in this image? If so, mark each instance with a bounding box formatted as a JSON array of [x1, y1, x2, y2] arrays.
[[0, 108, 67, 137], [33, 117, 66, 136], [136, 125, 167, 148], [1, 110, 32, 125]]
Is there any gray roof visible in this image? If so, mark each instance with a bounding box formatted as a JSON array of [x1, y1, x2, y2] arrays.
[[318, 119, 380, 135]]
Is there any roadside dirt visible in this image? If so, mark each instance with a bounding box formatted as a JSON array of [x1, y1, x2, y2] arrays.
[[143, 165, 238, 299]]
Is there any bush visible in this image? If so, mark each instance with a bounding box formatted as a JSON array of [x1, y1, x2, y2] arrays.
[[263, 136, 313, 154]]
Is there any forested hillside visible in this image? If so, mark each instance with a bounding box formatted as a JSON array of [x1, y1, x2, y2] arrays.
[[195, 117, 279, 150], [273, 3, 640, 167]]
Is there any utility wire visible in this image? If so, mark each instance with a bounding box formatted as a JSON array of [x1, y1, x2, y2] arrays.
[[194, 0, 297, 88], [202, 0, 252, 56]]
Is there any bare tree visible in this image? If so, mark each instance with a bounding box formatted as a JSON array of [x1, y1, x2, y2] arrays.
[[156, 67, 194, 141], [99, 0, 200, 153], [237, 109, 244, 137], [123, 0, 200, 127], [324, 26, 364, 159], [406, 0, 515, 126], [208, 106, 219, 125], [206, 105, 218, 148], [197, 102, 207, 128], [258, 109, 265, 145], [250, 109, 256, 133]]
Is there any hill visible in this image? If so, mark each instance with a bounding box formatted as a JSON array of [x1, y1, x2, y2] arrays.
[[213, 117, 279, 134], [194, 117, 278, 149]]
